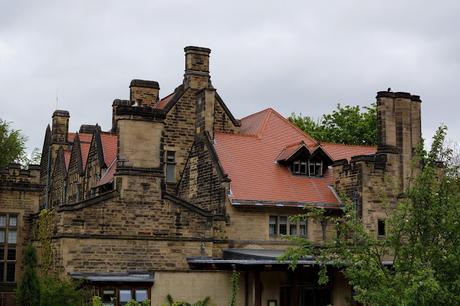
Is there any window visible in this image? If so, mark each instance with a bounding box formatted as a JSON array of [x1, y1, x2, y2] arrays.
[[112, 288, 149, 305], [289, 223, 297, 236], [299, 220, 307, 237], [279, 217, 287, 235], [165, 151, 176, 183], [291, 159, 323, 177], [135, 290, 148, 302], [0, 214, 17, 282], [119, 289, 132, 306], [102, 289, 115, 306], [269, 216, 278, 236], [269, 216, 308, 238], [378, 219, 386, 237]]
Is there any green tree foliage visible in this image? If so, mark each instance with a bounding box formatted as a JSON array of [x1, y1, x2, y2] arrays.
[[16, 244, 40, 306], [281, 126, 460, 305], [26, 148, 42, 166], [0, 119, 27, 167], [39, 276, 89, 306], [289, 103, 377, 145]]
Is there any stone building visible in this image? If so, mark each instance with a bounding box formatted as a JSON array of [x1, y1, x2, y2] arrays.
[[0, 46, 422, 306]]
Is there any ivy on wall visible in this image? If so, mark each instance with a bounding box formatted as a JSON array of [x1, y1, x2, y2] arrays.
[[36, 209, 54, 274]]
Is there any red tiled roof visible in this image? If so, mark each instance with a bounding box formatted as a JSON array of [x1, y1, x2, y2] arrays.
[[68, 132, 93, 144], [320, 142, 376, 161], [214, 109, 340, 207], [240, 108, 317, 147], [66, 131, 117, 186], [67, 133, 93, 168], [154, 92, 175, 109], [214, 108, 377, 208], [63, 149, 71, 170], [96, 158, 117, 186], [100, 133, 117, 166], [276, 142, 307, 162]]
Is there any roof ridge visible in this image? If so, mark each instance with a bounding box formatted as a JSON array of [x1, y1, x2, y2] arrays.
[[320, 141, 376, 148], [255, 108, 274, 138], [239, 107, 273, 121], [215, 131, 259, 139], [268, 108, 318, 144]]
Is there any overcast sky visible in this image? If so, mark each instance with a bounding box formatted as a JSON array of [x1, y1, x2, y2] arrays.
[[1, 0, 459, 153]]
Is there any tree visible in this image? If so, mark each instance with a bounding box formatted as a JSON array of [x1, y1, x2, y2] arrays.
[[16, 244, 40, 306], [282, 126, 460, 305], [0, 119, 27, 168], [39, 276, 89, 306], [26, 148, 42, 166], [289, 103, 377, 145]]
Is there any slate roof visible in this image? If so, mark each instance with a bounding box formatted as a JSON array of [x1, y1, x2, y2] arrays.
[[214, 108, 376, 208]]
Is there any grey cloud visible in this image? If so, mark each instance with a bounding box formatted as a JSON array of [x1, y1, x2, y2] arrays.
[[1, 0, 459, 153]]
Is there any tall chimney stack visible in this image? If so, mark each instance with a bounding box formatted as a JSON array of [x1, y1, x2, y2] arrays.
[[183, 46, 212, 89], [51, 110, 69, 144]]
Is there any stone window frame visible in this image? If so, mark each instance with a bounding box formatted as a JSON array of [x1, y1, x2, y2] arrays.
[[269, 215, 307, 239], [165, 150, 177, 183], [0, 213, 18, 283]]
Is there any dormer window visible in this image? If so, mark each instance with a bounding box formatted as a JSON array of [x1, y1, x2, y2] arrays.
[[277, 141, 332, 177], [291, 160, 323, 176]]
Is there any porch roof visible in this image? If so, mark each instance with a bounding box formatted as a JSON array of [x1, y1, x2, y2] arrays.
[[69, 272, 155, 283], [187, 248, 393, 270]]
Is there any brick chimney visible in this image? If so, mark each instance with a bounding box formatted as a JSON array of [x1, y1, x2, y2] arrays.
[[129, 79, 160, 107], [183, 46, 212, 89]]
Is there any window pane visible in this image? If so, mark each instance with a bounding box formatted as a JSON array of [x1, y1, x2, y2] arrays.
[[293, 162, 300, 174], [6, 263, 15, 282], [0, 262, 4, 281], [8, 230, 17, 244], [378, 220, 385, 236], [289, 223, 297, 236], [166, 164, 176, 182], [0, 249, 4, 260], [7, 249, 16, 261], [279, 217, 287, 235], [9, 216, 17, 228], [300, 220, 307, 237], [315, 162, 322, 176], [0, 215, 6, 227], [309, 162, 316, 176], [135, 290, 148, 302], [0, 230, 4, 243], [300, 161, 306, 174], [269, 216, 277, 236], [102, 289, 115, 306], [119, 289, 132, 305], [166, 151, 175, 162]]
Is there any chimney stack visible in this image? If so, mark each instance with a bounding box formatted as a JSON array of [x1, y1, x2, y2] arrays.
[[183, 46, 212, 89], [51, 110, 69, 144], [129, 79, 160, 107]]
